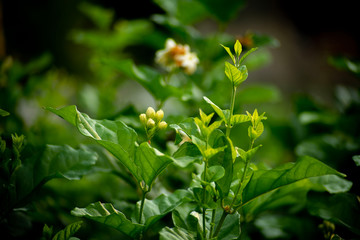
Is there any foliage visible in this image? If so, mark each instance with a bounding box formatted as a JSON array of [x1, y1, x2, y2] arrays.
[[1, 1, 359, 240]]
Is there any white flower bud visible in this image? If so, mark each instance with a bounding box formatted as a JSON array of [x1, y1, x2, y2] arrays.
[[139, 113, 147, 125], [146, 107, 155, 119], [147, 118, 156, 129], [154, 109, 164, 122], [158, 121, 168, 130]]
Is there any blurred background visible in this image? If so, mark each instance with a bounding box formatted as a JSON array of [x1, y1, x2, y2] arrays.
[[1, 0, 360, 239]]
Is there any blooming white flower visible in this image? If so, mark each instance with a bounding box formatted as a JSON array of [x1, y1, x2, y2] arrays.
[[155, 38, 199, 75]]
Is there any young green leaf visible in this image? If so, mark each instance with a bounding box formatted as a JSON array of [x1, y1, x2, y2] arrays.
[[220, 44, 235, 64], [231, 114, 251, 126], [234, 40, 242, 58], [203, 96, 230, 125], [225, 62, 247, 87]]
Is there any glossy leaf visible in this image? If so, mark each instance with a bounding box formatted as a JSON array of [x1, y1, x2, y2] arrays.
[[240, 156, 346, 206], [172, 142, 202, 168], [206, 165, 225, 182], [71, 202, 144, 238]]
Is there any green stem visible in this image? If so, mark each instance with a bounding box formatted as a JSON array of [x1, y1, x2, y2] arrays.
[[213, 211, 228, 238], [202, 160, 208, 239], [138, 191, 147, 224], [226, 86, 237, 137], [209, 209, 216, 238]]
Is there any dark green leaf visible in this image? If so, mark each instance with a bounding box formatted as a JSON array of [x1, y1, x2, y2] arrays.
[[307, 192, 360, 235], [52, 221, 82, 240], [16, 144, 97, 201], [353, 155, 360, 166], [172, 142, 202, 168], [0, 109, 10, 117], [71, 202, 144, 238]]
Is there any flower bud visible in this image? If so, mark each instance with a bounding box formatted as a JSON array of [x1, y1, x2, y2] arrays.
[[147, 118, 156, 129], [158, 121, 168, 130], [154, 109, 164, 122], [139, 113, 147, 125], [146, 107, 156, 119]]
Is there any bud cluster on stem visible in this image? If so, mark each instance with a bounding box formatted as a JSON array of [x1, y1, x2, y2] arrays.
[[139, 107, 168, 142]]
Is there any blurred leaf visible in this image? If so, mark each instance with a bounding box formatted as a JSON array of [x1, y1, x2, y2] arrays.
[[328, 56, 360, 77], [154, 0, 209, 25], [196, 0, 246, 23], [47, 106, 173, 190], [236, 84, 281, 104], [353, 155, 360, 166], [159, 226, 195, 240], [0, 109, 10, 116], [298, 111, 337, 125], [307, 192, 360, 235], [71, 202, 144, 238], [106, 59, 184, 102], [240, 156, 346, 206], [52, 221, 82, 240], [70, 20, 153, 50], [78, 2, 114, 29]]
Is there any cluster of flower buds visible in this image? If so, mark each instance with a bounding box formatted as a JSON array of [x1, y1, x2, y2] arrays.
[[155, 38, 199, 75], [139, 107, 167, 142]]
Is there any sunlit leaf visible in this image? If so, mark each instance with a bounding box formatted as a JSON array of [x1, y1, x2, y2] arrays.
[[240, 156, 346, 206]]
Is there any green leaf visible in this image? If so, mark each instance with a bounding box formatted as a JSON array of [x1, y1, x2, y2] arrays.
[[206, 165, 225, 182], [216, 211, 240, 240], [71, 202, 144, 238], [52, 221, 82, 240], [172, 202, 199, 233], [220, 44, 235, 64], [237, 145, 262, 162], [224, 62, 247, 86], [353, 155, 360, 166], [107, 59, 183, 102], [203, 96, 230, 125], [133, 190, 193, 229], [172, 142, 202, 168], [197, 0, 246, 23], [307, 192, 360, 235], [0, 109, 10, 117], [234, 40, 242, 57], [240, 156, 346, 206], [15, 144, 97, 201], [231, 114, 251, 126], [47, 106, 173, 190], [78, 2, 114, 29], [159, 226, 195, 240], [209, 135, 235, 198]]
